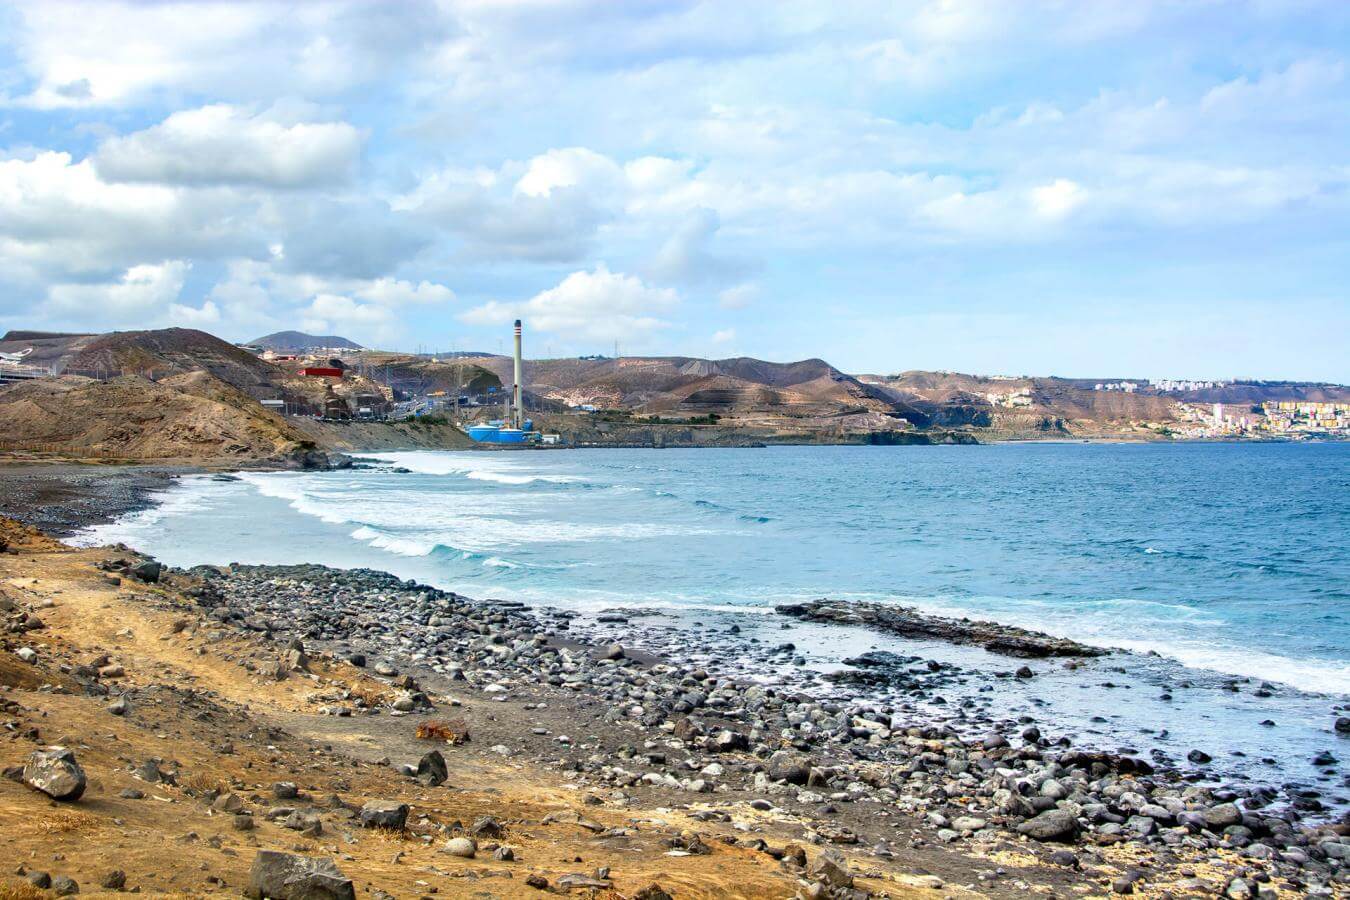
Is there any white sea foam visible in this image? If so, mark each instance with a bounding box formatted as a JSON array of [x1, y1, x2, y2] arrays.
[[349, 526, 438, 557], [821, 591, 1350, 694], [70, 475, 226, 547], [464, 470, 581, 485]]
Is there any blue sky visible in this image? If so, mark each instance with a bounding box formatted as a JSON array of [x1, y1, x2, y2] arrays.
[[1, 1, 1347, 380]]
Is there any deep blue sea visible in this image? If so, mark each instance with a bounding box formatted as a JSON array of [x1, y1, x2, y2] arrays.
[[78, 442, 1350, 802]]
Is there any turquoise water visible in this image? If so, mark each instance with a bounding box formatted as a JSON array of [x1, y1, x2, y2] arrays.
[[78, 442, 1350, 801], [83, 443, 1350, 692]]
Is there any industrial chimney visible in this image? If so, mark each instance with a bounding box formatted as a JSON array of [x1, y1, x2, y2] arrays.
[[512, 319, 523, 430]]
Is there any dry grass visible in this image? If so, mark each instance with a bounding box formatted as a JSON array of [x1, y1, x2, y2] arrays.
[[35, 810, 99, 835], [182, 771, 225, 795], [0, 881, 47, 900], [346, 683, 391, 708], [416, 718, 470, 744]]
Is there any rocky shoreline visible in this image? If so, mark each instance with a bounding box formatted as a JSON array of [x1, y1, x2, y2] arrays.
[[0, 463, 189, 536], [775, 600, 1109, 659], [124, 558, 1349, 896]]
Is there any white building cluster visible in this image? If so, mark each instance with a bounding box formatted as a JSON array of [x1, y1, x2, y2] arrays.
[[1149, 378, 1228, 392]]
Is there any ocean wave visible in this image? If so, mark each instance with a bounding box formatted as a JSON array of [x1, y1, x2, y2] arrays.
[[349, 525, 439, 557], [70, 476, 229, 547], [464, 470, 583, 485], [821, 591, 1350, 694]]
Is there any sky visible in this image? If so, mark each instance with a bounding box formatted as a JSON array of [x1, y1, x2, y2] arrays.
[[1, 1, 1348, 381]]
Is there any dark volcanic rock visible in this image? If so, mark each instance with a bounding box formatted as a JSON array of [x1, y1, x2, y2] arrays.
[[416, 750, 448, 787], [767, 750, 811, 785], [244, 850, 354, 900], [775, 600, 1107, 658], [23, 747, 87, 801], [1016, 809, 1080, 842], [358, 800, 408, 830]]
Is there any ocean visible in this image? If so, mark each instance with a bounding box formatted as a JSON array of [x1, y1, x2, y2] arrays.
[[77, 442, 1350, 804]]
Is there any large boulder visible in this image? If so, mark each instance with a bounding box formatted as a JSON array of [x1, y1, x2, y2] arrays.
[[244, 851, 355, 900], [1203, 803, 1243, 831], [416, 750, 447, 787], [359, 800, 408, 830], [1016, 808, 1080, 842], [766, 750, 811, 785], [131, 561, 162, 583], [23, 747, 87, 801]]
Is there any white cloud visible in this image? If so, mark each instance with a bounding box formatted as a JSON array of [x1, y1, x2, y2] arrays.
[[395, 160, 613, 262], [6, 0, 451, 108], [95, 104, 363, 188], [0, 151, 259, 285], [300, 292, 397, 343], [514, 147, 623, 198], [353, 278, 455, 306], [462, 265, 678, 343], [169, 300, 222, 326], [647, 207, 756, 285], [711, 327, 735, 343], [718, 283, 760, 309], [1031, 179, 1086, 220], [47, 260, 190, 316]]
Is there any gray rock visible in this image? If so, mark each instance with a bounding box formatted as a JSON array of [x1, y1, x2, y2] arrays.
[[810, 850, 853, 888], [416, 750, 448, 787], [443, 837, 477, 858], [767, 750, 811, 785], [359, 800, 408, 830], [23, 747, 87, 801], [1204, 803, 1242, 830], [556, 873, 611, 889], [470, 816, 502, 838], [52, 875, 79, 896], [131, 561, 162, 583], [1016, 809, 1079, 842], [244, 850, 355, 900], [107, 695, 131, 717]]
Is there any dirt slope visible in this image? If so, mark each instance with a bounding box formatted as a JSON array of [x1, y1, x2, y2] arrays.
[[0, 373, 321, 464], [0, 534, 949, 899]]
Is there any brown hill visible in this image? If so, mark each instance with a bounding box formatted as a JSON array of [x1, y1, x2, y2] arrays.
[[863, 370, 1350, 436], [0, 373, 322, 464], [0, 327, 285, 399], [456, 354, 917, 422]]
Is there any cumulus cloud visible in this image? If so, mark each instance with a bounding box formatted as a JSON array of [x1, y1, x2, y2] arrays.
[[274, 196, 428, 279], [462, 265, 678, 343], [0, 151, 261, 284], [395, 161, 612, 262], [3, 0, 1349, 377], [47, 260, 190, 317], [718, 283, 759, 310], [7, 0, 452, 108], [354, 278, 455, 306], [169, 300, 222, 326], [94, 104, 363, 188], [646, 208, 756, 286], [711, 327, 735, 343]]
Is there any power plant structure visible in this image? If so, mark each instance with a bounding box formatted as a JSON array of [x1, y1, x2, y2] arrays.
[[512, 319, 524, 430], [466, 318, 539, 444]]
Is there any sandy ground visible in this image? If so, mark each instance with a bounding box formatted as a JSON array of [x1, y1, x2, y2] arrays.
[[1, 528, 1283, 898], [0, 536, 972, 899]]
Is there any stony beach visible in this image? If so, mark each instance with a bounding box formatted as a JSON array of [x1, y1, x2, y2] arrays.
[[1, 463, 1348, 897]]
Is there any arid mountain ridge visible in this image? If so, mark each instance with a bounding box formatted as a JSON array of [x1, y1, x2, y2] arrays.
[[1, 326, 1346, 462]]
